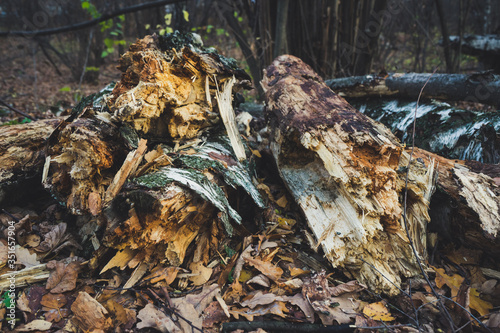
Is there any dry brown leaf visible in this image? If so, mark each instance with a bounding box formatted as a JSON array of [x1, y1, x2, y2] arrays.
[[244, 256, 283, 281], [289, 267, 309, 277], [240, 291, 278, 308], [411, 292, 440, 315], [275, 195, 288, 208], [287, 293, 315, 323], [362, 301, 395, 322], [15, 246, 39, 268], [223, 281, 244, 304], [143, 266, 180, 285], [46, 258, 83, 293], [203, 301, 229, 328], [238, 291, 315, 323], [16, 292, 31, 313], [486, 312, 500, 329], [283, 278, 303, 289], [44, 308, 70, 323], [233, 245, 253, 282], [40, 293, 67, 309], [469, 287, 493, 317], [184, 283, 221, 313], [230, 301, 288, 321], [16, 319, 52, 331], [313, 295, 360, 325], [302, 272, 361, 325], [189, 261, 213, 286], [35, 222, 81, 254], [137, 303, 180, 333], [172, 298, 203, 333], [434, 266, 464, 298], [105, 299, 137, 330], [246, 274, 271, 287], [481, 279, 497, 295], [24, 234, 41, 248], [330, 280, 366, 296]]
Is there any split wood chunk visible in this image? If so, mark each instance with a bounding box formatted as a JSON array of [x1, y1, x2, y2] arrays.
[[104, 183, 217, 266], [109, 35, 250, 142], [71, 291, 112, 332], [262, 55, 436, 295]]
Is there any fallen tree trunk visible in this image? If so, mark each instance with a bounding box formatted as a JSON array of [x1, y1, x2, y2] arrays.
[[0, 118, 61, 205], [412, 148, 500, 253], [262, 55, 500, 295], [326, 72, 500, 106], [262, 55, 437, 295], [448, 34, 500, 73]]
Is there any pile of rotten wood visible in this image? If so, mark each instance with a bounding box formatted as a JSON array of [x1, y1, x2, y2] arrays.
[[0, 33, 499, 330]]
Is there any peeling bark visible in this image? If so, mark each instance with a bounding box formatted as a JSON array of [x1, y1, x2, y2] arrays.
[[413, 148, 500, 253]]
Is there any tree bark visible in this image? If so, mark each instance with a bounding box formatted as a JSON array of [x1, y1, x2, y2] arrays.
[[326, 72, 500, 106], [434, 0, 454, 72], [413, 148, 500, 253], [262, 55, 437, 295]]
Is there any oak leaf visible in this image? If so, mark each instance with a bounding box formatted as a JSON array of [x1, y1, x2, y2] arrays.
[[362, 301, 395, 321]]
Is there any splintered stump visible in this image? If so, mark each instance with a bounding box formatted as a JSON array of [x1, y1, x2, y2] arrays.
[[262, 55, 436, 295], [38, 33, 263, 271]]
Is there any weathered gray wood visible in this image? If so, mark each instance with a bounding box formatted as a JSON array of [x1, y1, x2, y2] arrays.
[[326, 72, 500, 106]]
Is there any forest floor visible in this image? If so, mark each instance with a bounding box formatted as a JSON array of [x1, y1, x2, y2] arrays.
[[0, 37, 122, 123], [1, 35, 499, 333]]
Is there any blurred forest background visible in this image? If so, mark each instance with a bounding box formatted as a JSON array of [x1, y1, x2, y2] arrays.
[[0, 0, 499, 116]]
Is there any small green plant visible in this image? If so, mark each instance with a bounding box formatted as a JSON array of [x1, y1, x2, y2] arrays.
[[153, 9, 190, 36], [1, 118, 32, 126], [80, 1, 127, 58]]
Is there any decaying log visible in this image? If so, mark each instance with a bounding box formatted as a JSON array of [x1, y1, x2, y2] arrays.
[[0, 118, 61, 205], [326, 72, 500, 106], [262, 55, 437, 295], [36, 33, 264, 270], [412, 148, 500, 252]]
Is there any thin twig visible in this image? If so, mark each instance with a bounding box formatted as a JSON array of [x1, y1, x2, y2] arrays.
[[440, 295, 494, 332], [0, 97, 36, 121], [32, 44, 38, 112], [0, 0, 185, 37], [1, 209, 20, 222], [401, 66, 458, 332], [78, 29, 94, 91], [360, 258, 420, 327]]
